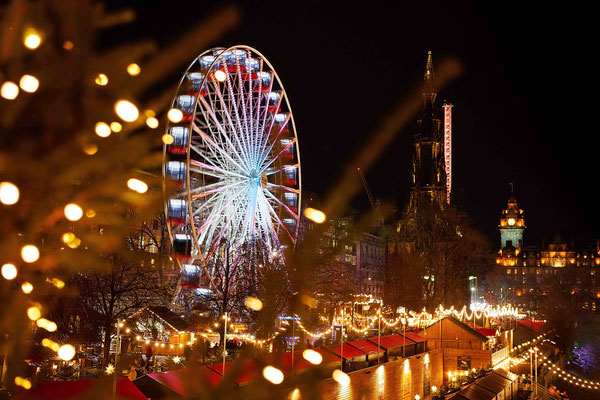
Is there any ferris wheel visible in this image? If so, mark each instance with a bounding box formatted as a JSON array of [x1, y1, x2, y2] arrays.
[[163, 45, 301, 288]]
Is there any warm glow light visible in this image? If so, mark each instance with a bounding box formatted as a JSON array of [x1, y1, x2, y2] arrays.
[[127, 178, 148, 193], [114, 100, 139, 122], [21, 245, 40, 263], [23, 29, 42, 49], [167, 108, 183, 123], [332, 369, 350, 385], [302, 349, 323, 365], [110, 122, 122, 132], [86, 209, 96, 218], [263, 366, 284, 384], [0, 182, 20, 205], [64, 203, 83, 221], [127, 63, 141, 76], [162, 134, 174, 145], [214, 70, 227, 82], [146, 117, 159, 129], [1, 81, 19, 100], [83, 143, 98, 155], [27, 306, 41, 321], [304, 207, 326, 224], [245, 297, 263, 311], [95, 73, 108, 86], [105, 364, 115, 374], [95, 122, 111, 138], [37, 318, 57, 332], [1, 263, 17, 280], [61, 232, 75, 244], [19, 75, 39, 93], [49, 278, 65, 289], [21, 282, 34, 293], [14, 377, 31, 390], [58, 344, 76, 361]]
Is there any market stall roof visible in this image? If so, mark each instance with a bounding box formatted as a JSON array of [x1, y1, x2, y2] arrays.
[[17, 377, 147, 400], [366, 334, 405, 350], [517, 320, 546, 333], [401, 332, 427, 343], [134, 366, 224, 399], [450, 382, 496, 400], [322, 343, 367, 360], [206, 359, 260, 385], [475, 373, 510, 394], [146, 306, 189, 332], [476, 328, 499, 337], [256, 348, 340, 373], [345, 340, 384, 356]]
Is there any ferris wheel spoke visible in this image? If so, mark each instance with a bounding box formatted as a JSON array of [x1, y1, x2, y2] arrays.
[[257, 113, 292, 168], [266, 182, 300, 194], [190, 159, 248, 180], [258, 138, 296, 175], [196, 182, 249, 237], [256, 90, 283, 167], [197, 96, 250, 172], [261, 192, 295, 244], [263, 190, 299, 220], [192, 124, 249, 175], [212, 75, 253, 168], [190, 180, 246, 199]]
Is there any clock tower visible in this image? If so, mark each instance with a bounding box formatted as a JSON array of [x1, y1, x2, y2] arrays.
[[499, 190, 525, 249]]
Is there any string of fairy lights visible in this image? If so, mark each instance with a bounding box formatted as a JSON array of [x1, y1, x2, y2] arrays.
[[508, 332, 600, 392]]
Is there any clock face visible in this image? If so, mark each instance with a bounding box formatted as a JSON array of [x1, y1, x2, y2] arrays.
[[507, 218, 516, 226]]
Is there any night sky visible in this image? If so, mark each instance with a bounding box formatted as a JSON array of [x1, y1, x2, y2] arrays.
[[109, 1, 599, 246]]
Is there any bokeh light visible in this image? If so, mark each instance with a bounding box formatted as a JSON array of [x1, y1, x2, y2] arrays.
[[1, 263, 17, 280], [21, 245, 40, 263], [114, 100, 139, 122], [1, 81, 19, 100], [0, 182, 20, 205], [19, 75, 39, 93], [64, 203, 83, 221]]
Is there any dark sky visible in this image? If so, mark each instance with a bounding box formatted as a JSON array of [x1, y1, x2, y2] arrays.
[[110, 1, 598, 247]]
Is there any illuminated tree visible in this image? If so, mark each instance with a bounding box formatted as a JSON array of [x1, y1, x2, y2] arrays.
[[572, 343, 598, 375]]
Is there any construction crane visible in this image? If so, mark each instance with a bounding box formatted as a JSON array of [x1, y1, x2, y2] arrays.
[[357, 167, 375, 210]]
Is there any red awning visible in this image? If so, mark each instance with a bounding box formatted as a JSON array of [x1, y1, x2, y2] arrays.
[[518, 320, 546, 333], [366, 335, 405, 350], [476, 328, 499, 337], [402, 332, 427, 343], [346, 340, 385, 356], [257, 348, 340, 373], [17, 377, 147, 400], [206, 359, 260, 385], [137, 367, 224, 397], [322, 343, 367, 360]]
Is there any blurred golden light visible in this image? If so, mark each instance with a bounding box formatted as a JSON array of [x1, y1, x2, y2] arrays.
[[63, 41, 74, 50], [21, 245, 40, 263], [61, 232, 76, 244], [105, 364, 115, 374], [94, 74, 108, 86], [83, 143, 98, 155], [58, 344, 76, 361], [304, 207, 326, 224], [110, 121, 122, 132], [127, 178, 148, 193], [23, 29, 42, 49], [1, 263, 17, 280], [14, 377, 31, 390], [49, 278, 65, 289], [144, 109, 156, 118], [37, 318, 57, 332], [332, 369, 350, 385], [214, 70, 227, 82], [245, 297, 263, 311], [167, 108, 183, 123], [0, 182, 20, 205], [86, 209, 96, 218], [114, 100, 139, 122], [146, 117, 159, 129], [27, 306, 41, 321], [162, 134, 174, 145], [64, 203, 83, 221], [67, 238, 81, 249], [302, 349, 323, 365], [21, 282, 34, 294], [19, 75, 39, 93], [1, 81, 19, 100], [95, 122, 111, 138], [262, 366, 284, 384], [127, 63, 141, 76]]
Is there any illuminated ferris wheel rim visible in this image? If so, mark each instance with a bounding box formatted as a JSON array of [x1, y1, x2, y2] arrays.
[[162, 45, 302, 275]]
